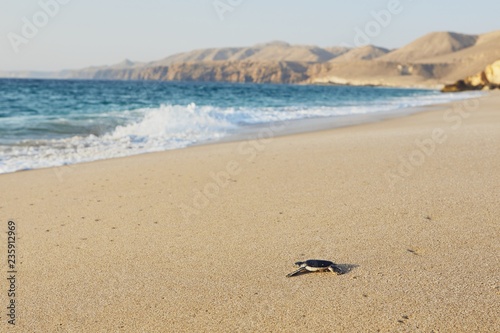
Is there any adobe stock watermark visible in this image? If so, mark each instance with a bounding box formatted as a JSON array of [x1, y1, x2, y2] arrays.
[[213, 0, 244, 21], [53, 164, 77, 183], [7, 0, 72, 54], [179, 120, 286, 222], [341, 0, 413, 49], [385, 98, 479, 188]]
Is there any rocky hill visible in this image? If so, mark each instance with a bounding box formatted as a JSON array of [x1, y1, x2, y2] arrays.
[[329, 45, 389, 62], [310, 30, 500, 88], [2, 30, 499, 88], [149, 42, 341, 66], [377, 32, 478, 63]]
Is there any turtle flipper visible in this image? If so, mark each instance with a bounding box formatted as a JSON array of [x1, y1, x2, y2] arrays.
[[286, 266, 307, 278]]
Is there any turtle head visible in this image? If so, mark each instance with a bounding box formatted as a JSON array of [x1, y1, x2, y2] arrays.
[[294, 261, 305, 267]]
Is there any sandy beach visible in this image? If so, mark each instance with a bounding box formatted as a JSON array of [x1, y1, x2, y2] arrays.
[[0, 92, 499, 332]]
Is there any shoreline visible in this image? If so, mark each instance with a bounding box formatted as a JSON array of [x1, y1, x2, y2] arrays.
[[0, 91, 498, 332], [0, 89, 482, 176], [214, 101, 446, 144]]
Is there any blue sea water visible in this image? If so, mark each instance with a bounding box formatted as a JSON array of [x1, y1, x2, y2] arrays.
[[0, 79, 480, 174]]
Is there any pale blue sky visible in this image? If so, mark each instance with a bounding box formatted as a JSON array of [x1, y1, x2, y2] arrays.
[[1, 0, 499, 71]]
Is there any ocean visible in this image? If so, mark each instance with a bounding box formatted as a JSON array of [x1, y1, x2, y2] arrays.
[[0, 79, 480, 174]]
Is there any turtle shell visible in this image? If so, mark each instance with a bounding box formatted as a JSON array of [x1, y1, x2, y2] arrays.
[[305, 260, 335, 268]]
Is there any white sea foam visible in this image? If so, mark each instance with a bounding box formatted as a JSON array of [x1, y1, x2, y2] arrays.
[[0, 103, 236, 173], [0, 91, 483, 174]]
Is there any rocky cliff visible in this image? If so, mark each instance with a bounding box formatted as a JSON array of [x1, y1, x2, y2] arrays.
[[92, 61, 310, 84]]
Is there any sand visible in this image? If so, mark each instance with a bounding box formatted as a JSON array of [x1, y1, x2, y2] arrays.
[[0, 92, 499, 332]]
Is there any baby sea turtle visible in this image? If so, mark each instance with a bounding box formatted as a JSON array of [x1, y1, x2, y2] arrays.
[[286, 259, 342, 277]]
